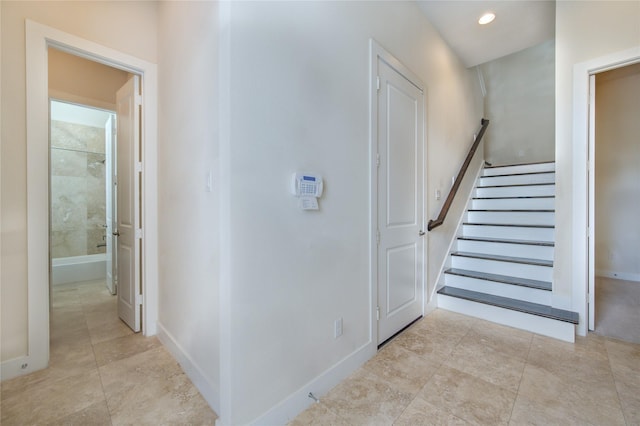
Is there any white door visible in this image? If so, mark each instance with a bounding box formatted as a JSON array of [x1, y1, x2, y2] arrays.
[[376, 56, 425, 344], [115, 76, 142, 332], [105, 114, 117, 295]]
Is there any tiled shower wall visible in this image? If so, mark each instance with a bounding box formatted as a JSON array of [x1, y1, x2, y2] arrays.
[[50, 120, 106, 258]]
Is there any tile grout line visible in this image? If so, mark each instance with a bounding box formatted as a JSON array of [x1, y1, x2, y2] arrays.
[[79, 284, 115, 426], [395, 320, 474, 424], [603, 337, 631, 426], [508, 330, 535, 423], [90, 325, 115, 426], [49, 283, 111, 424]]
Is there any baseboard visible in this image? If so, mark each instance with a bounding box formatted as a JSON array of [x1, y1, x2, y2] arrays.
[[0, 355, 40, 382], [246, 341, 376, 426], [156, 322, 220, 415], [425, 295, 438, 316], [596, 270, 640, 282]]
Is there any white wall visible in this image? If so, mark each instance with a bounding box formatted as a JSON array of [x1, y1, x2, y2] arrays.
[[595, 63, 640, 281], [481, 40, 555, 166], [555, 0, 640, 303], [156, 0, 220, 413], [0, 0, 157, 363], [219, 2, 483, 423]]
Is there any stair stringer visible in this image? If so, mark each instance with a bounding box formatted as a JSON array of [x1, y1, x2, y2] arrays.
[[429, 163, 485, 307]]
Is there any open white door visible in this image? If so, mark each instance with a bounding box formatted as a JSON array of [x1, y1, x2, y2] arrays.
[[105, 114, 117, 295], [376, 55, 425, 344], [115, 76, 142, 332]]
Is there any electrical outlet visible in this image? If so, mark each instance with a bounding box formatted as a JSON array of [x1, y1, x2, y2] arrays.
[[334, 318, 343, 338]]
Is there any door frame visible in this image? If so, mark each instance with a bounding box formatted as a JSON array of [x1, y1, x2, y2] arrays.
[[22, 20, 158, 377], [369, 39, 426, 346], [572, 45, 640, 336]]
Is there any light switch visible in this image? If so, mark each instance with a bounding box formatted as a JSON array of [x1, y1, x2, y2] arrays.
[[205, 168, 212, 192]]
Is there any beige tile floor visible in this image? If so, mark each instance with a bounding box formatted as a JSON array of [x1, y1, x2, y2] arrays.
[[3, 281, 639, 425], [291, 310, 640, 426], [0, 279, 218, 425]]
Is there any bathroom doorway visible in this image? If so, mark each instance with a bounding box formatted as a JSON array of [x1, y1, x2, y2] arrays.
[[49, 100, 116, 293], [19, 21, 158, 378], [47, 45, 143, 336], [48, 100, 137, 347]]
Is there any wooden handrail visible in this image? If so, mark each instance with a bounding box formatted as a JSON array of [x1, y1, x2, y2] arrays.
[[427, 118, 489, 231]]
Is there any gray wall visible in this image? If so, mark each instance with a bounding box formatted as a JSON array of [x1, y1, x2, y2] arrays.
[[480, 40, 555, 166]]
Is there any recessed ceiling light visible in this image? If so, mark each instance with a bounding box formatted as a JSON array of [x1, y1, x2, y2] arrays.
[[478, 12, 496, 25]]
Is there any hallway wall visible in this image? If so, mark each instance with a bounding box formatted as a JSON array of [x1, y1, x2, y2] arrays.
[[156, 0, 221, 413], [554, 0, 640, 308], [219, 2, 483, 423]]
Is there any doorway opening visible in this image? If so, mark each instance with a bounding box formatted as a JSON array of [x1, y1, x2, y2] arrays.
[[15, 20, 158, 380], [47, 45, 144, 337], [588, 62, 640, 344], [571, 45, 639, 338]]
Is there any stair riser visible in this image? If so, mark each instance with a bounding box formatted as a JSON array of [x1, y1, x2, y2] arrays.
[[483, 162, 555, 176], [457, 240, 554, 260], [437, 295, 575, 342], [479, 173, 555, 187], [462, 224, 555, 241], [444, 274, 552, 305], [451, 256, 552, 282], [475, 185, 555, 198], [471, 198, 555, 210], [467, 211, 555, 226]]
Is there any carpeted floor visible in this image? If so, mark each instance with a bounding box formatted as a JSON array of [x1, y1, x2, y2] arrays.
[[595, 276, 640, 344]]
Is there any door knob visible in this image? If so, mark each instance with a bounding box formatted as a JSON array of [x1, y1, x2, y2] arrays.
[[419, 230, 425, 236], [112, 231, 120, 237]]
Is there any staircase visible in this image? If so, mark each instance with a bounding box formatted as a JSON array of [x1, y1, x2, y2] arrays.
[[436, 161, 579, 342]]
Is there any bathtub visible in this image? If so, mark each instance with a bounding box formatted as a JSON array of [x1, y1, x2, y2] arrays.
[[52, 253, 107, 285]]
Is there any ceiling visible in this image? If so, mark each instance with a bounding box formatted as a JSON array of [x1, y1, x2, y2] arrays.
[[51, 100, 112, 128], [417, 1, 555, 68]]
